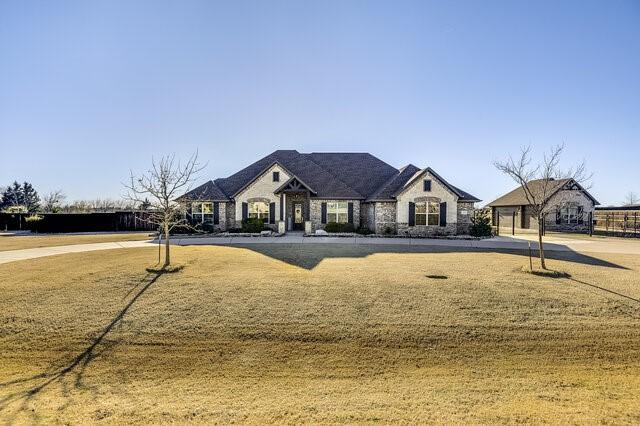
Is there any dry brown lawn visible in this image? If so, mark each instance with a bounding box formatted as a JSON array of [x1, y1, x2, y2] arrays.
[[0, 244, 639, 424], [0, 232, 152, 251]]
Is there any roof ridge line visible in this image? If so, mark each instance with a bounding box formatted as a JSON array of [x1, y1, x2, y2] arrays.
[[302, 153, 366, 198]]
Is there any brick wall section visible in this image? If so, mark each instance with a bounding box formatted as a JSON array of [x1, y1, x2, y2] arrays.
[[309, 199, 360, 231]]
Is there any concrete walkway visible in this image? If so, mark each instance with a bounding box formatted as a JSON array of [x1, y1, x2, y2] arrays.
[[1, 234, 639, 265]]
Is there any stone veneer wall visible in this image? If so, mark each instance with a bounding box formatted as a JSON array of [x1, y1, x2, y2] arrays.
[[309, 199, 360, 231], [456, 201, 475, 234], [397, 223, 457, 237], [284, 193, 309, 231], [374, 202, 397, 234], [234, 163, 290, 229], [361, 202, 375, 231], [225, 202, 236, 230]]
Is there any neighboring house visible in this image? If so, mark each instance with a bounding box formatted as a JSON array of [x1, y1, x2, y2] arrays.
[[487, 178, 599, 233], [178, 150, 480, 236]]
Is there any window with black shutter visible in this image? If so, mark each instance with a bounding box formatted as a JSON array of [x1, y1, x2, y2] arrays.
[[273, 171, 280, 182], [423, 180, 432, 192]]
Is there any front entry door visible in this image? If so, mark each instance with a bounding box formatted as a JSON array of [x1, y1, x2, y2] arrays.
[[293, 203, 304, 230]]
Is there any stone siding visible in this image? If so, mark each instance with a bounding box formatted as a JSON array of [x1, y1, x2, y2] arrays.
[[374, 202, 397, 234], [456, 201, 475, 234], [493, 190, 595, 234], [395, 170, 459, 236], [310, 199, 360, 231], [234, 163, 290, 229], [544, 190, 595, 233], [284, 192, 309, 231], [361, 202, 375, 231], [225, 202, 236, 230], [397, 223, 457, 237]]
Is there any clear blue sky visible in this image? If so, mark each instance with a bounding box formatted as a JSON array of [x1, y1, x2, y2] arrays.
[[1, 1, 638, 206]]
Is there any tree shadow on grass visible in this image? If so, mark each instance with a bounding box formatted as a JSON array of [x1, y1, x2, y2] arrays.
[[0, 266, 179, 423], [566, 277, 640, 305]]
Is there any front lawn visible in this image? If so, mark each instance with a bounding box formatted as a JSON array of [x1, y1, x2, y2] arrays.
[[0, 244, 638, 424]]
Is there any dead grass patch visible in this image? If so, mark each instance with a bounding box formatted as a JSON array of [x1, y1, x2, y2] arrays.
[[0, 244, 639, 424]]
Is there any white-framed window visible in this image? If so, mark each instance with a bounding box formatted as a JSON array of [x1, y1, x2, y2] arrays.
[[191, 202, 213, 224], [249, 201, 269, 222], [415, 201, 439, 226], [560, 204, 579, 224], [327, 201, 348, 223]]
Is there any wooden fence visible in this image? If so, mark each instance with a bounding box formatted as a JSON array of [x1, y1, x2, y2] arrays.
[[593, 209, 640, 237]]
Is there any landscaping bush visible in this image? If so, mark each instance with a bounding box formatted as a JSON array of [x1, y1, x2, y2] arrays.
[[241, 218, 265, 233], [469, 211, 493, 237], [226, 227, 243, 234], [384, 226, 394, 235], [324, 222, 355, 233]]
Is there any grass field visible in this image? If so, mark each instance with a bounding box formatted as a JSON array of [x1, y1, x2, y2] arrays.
[[0, 232, 153, 251], [0, 244, 639, 424]]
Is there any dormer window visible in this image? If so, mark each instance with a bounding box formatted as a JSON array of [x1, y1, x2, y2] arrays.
[[273, 171, 280, 182], [423, 179, 432, 192]]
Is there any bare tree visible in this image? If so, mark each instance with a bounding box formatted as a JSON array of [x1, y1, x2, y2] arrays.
[[624, 191, 639, 206], [124, 152, 203, 268], [42, 190, 66, 213], [494, 144, 591, 270]]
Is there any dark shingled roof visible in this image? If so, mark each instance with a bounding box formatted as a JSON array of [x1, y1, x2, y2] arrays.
[[215, 150, 361, 199], [366, 164, 421, 201], [178, 180, 229, 201], [185, 150, 480, 203], [305, 152, 398, 199], [487, 178, 599, 207]]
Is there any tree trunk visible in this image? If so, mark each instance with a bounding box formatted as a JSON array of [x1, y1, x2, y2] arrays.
[[538, 217, 546, 270], [164, 222, 170, 267]]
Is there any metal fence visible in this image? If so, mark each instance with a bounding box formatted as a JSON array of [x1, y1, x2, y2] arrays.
[[593, 209, 640, 237]]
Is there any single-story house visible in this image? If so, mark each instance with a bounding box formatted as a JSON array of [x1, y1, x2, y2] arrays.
[[178, 150, 480, 236], [487, 178, 599, 233]]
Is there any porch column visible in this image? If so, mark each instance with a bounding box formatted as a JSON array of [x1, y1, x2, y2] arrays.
[[282, 193, 287, 230]]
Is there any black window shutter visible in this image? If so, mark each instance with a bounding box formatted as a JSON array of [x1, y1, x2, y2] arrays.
[[424, 180, 431, 191], [556, 209, 561, 224], [439, 202, 447, 227], [408, 202, 415, 226], [321, 202, 327, 224], [269, 202, 276, 224], [242, 202, 248, 221], [577, 206, 584, 224], [213, 202, 220, 225], [347, 202, 354, 224]]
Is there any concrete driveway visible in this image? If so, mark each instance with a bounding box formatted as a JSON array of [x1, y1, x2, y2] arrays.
[[1, 233, 639, 266]]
